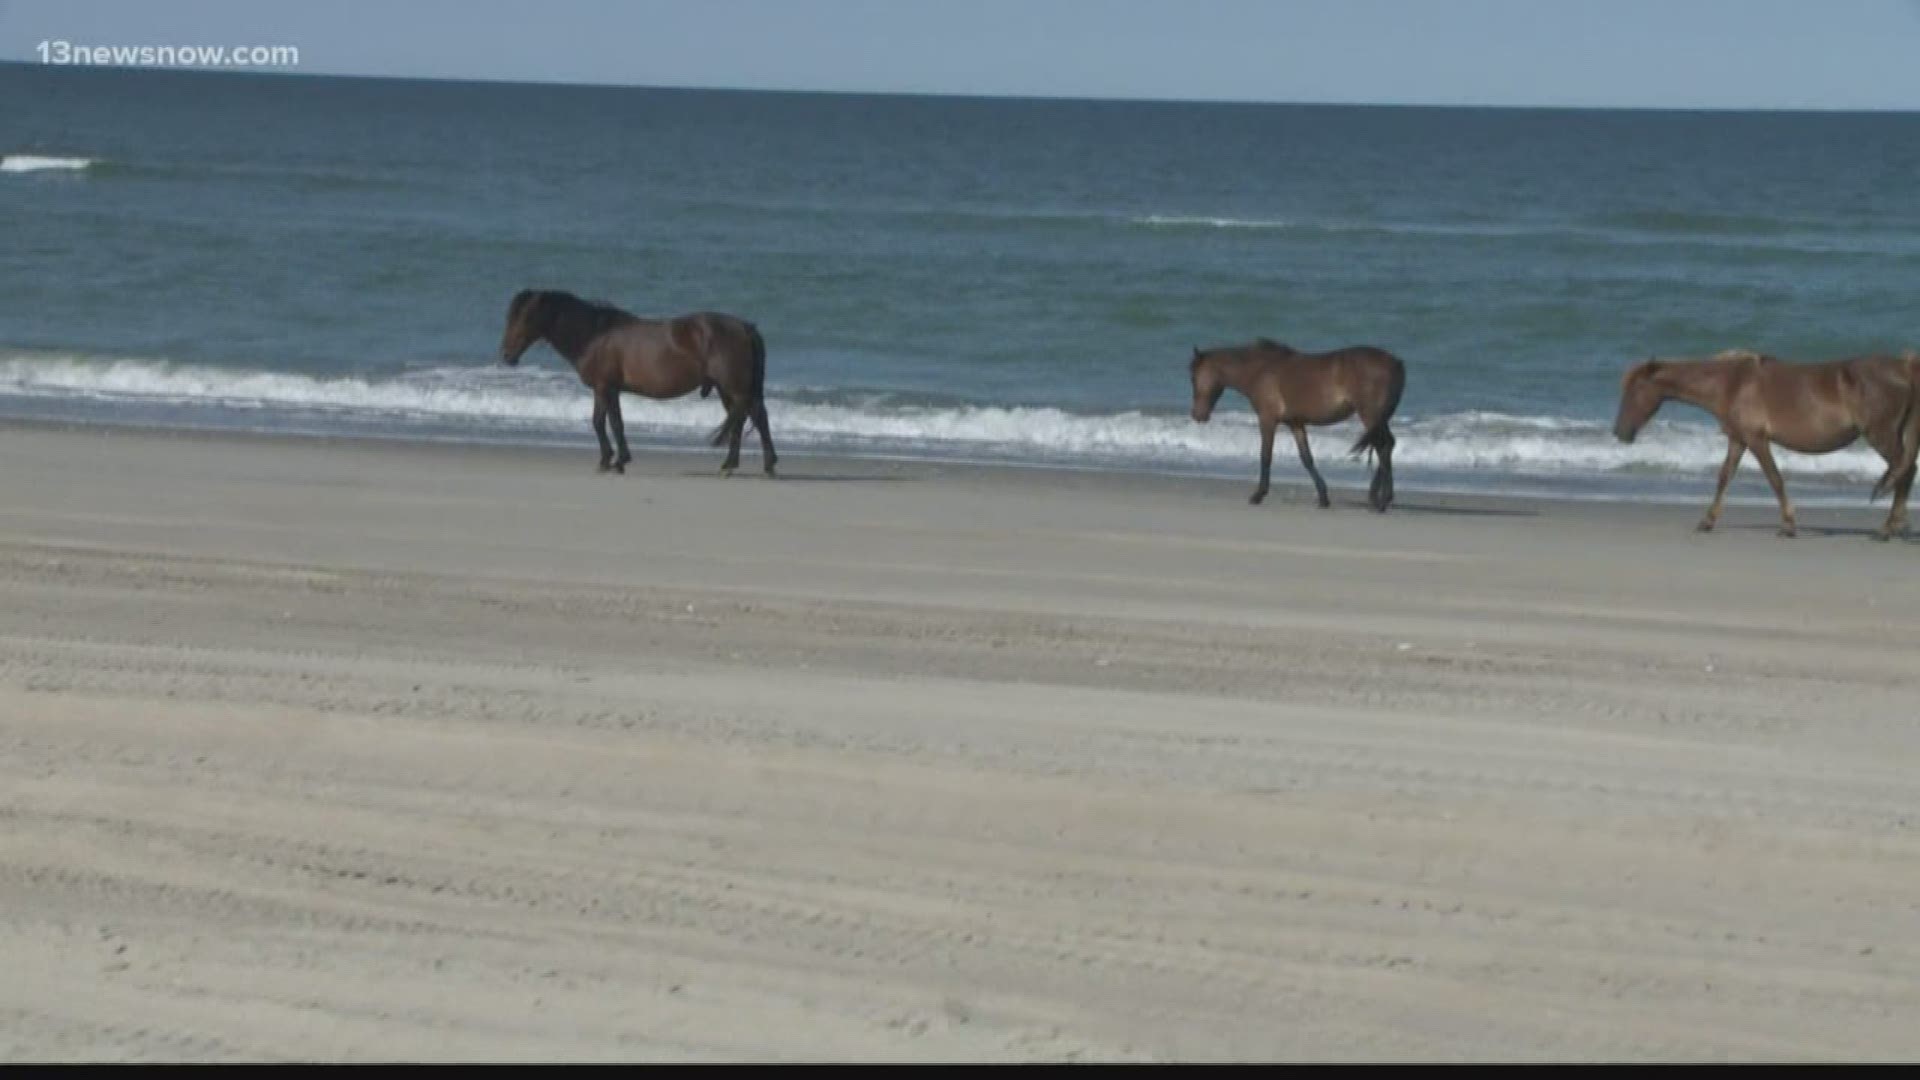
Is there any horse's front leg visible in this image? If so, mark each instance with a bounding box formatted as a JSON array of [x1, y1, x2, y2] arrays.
[[1697, 436, 1746, 532], [1746, 440, 1796, 537], [1250, 416, 1276, 505], [1291, 424, 1331, 509], [607, 394, 631, 474], [591, 389, 614, 473]]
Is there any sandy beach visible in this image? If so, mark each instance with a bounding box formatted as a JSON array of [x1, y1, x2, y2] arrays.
[[1, 420, 1916, 1061]]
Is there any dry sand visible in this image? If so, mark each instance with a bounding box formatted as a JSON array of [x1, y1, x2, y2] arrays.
[[1, 420, 1916, 1061]]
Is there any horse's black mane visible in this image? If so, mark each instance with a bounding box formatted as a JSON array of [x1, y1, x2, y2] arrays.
[[542, 290, 638, 329], [519, 289, 640, 360], [1192, 337, 1293, 369]]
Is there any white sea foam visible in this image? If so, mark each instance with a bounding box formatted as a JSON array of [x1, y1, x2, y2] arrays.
[[1133, 214, 1294, 230], [0, 355, 1887, 483], [1, 155, 96, 174]]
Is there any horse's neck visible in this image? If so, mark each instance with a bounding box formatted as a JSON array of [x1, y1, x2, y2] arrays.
[[546, 307, 632, 363], [1658, 360, 1740, 411], [1215, 351, 1272, 388]]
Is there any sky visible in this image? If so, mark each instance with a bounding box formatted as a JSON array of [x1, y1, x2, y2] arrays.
[[5, 0, 1920, 111]]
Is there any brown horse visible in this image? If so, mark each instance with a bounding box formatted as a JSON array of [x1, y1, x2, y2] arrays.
[[1189, 338, 1407, 511], [499, 289, 776, 476], [1612, 349, 1920, 540]]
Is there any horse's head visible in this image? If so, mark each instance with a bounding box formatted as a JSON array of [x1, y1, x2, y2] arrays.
[[1612, 357, 1666, 443], [1189, 346, 1226, 422], [499, 289, 554, 365]]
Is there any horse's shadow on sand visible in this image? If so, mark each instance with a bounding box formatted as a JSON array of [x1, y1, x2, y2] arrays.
[[1383, 501, 1538, 518], [1725, 521, 1917, 543], [674, 471, 915, 484]]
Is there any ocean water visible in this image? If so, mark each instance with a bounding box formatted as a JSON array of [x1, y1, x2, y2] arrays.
[[6, 64, 1920, 502]]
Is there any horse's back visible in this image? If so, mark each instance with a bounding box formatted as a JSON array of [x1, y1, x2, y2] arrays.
[[1745, 353, 1913, 442], [1312, 345, 1405, 393], [599, 312, 750, 356], [1842, 352, 1916, 388], [1242, 341, 1403, 397], [1758, 352, 1902, 399], [676, 311, 759, 354], [589, 318, 677, 362], [1328, 344, 1402, 366], [1244, 340, 1396, 367], [1833, 354, 1918, 422], [1239, 342, 1403, 422]]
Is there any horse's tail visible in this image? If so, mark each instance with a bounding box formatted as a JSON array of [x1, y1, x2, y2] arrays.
[[707, 321, 768, 447], [747, 322, 767, 412], [1349, 352, 1407, 462]]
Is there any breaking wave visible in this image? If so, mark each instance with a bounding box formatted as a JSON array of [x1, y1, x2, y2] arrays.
[[0, 354, 1886, 483], [1, 154, 97, 174]]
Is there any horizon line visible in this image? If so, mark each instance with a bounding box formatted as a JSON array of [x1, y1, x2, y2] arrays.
[[5, 60, 1919, 116]]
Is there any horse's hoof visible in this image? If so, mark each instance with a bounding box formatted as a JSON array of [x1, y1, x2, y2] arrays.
[[1248, 492, 1266, 506], [596, 463, 612, 474], [765, 467, 779, 479], [1776, 526, 1797, 539], [612, 464, 625, 475], [1871, 529, 1893, 543], [1318, 499, 1333, 510], [1695, 520, 1715, 533]]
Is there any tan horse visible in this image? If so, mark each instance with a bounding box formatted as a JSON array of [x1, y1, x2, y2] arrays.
[[1612, 349, 1919, 539], [500, 289, 776, 477], [1189, 339, 1407, 511]]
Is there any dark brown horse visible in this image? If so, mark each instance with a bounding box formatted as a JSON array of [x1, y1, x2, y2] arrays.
[[1189, 339, 1407, 511], [1613, 349, 1920, 540], [499, 289, 776, 476]]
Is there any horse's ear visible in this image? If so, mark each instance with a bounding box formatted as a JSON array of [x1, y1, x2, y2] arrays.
[[1192, 345, 1201, 359]]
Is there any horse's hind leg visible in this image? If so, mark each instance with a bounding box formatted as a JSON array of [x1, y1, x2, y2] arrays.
[[1895, 402, 1920, 539], [1290, 424, 1331, 509], [751, 400, 778, 477], [720, 398, 748, 476], [1885, 464, 1916, 542], [1367, 426, 1396, 512], [591, 389, 614, 473], [1747, 440, 1796, 537], [706, 390, 741, 476], [1865, 423, 1915, 541], [607, 394, 631, 474]]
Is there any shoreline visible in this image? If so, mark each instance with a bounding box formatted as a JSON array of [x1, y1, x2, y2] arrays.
[[0, 409, 1894, 513]]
